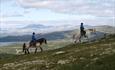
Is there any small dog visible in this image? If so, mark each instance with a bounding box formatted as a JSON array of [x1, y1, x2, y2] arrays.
[[16, 49, 23, 54]]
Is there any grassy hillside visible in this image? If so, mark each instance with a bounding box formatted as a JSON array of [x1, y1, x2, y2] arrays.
[[0, 34, 115, 70]]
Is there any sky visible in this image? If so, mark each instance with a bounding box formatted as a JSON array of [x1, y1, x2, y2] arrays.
[[0, 0, 115, 29]]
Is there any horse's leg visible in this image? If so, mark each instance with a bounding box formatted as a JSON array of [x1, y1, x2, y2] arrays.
[[85, 35, 89, 42], [84, 30, 87, 38], [25, 48, 27, 54], [40, 47, 43, 52], [27, 45, 30, 54], [35, 47, 37, 53], [75, 37, 78, 43], [85, 34, 88, 38], [39, 44, 43, 52], [74, 40, 77, 43], [79, 35, 82, 43], [23, 48, 26, 54], [24, 49, 26, 54], [26, 48, 30, 54]]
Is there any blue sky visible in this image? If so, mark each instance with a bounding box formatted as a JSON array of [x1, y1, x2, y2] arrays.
[[0, 0, 115, 28]]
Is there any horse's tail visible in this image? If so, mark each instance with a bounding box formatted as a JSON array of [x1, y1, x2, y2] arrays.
[[84, 30, 86, 34], [44, 39, 47, 44]]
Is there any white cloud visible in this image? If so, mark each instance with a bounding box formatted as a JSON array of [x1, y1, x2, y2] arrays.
[[0, 0, 114, 27], [16, 0, 115, 26], [17, 0, 115, 17], [17, 0, 52, 8]]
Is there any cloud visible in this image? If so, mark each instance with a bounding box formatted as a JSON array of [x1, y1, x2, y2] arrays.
[[0, 0, 24, 18], [0, 14, 23, 17], [17, 0, 115, 17], [17, 0, 52, 8], [0, 0, 114, 27]]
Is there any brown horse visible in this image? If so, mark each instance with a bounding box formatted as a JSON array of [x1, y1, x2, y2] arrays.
[[25, 38, 47, 54]]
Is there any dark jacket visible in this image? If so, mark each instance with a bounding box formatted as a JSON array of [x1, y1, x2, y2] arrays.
[[80, 24, 84, 31], [32, 34, 36, 41]]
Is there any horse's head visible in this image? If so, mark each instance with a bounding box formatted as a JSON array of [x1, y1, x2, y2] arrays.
[[35, 38, 47, 45], [44, 39, 47, 44]]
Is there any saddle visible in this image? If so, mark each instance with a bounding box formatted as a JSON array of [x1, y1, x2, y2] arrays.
[[30, 40, 36, 46], [81, 30, 85, 34]]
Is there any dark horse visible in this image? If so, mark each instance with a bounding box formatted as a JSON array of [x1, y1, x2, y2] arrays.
[[25, 38, 47, 54], [79, 30, 88, 42]]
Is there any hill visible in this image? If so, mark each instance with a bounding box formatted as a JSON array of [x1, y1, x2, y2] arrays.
[[22, 24, 52, 29], [0, 34, 115, 70], [94, 25, 115, 34], [0, 30, 73, 42], [0, 25, 115, 42]]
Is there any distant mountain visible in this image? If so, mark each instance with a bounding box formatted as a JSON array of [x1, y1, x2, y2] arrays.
[[0, 24, 77, 37], [94, 25, 115, 34], [84, 25, 94, 29], [0, 30, 73, 42], [0, 25, 114, 42], [22, 24, 52, 29]]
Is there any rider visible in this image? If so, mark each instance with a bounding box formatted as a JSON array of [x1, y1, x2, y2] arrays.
[[32, 32, 36, 42], [80, 22, 85, 35]]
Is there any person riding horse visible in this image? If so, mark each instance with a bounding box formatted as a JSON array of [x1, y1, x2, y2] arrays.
[[31, 32, 37, 46], [32, 32, 36, 42], [80, 23, 85, 36], [22, 32, 47, 54], [79, 23, 88, 42]]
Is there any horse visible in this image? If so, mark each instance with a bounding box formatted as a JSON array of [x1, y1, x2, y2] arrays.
[[73, 33, 80, 43], [25, 38, 47, 54], [79, 30, 88, 42], [73, 30, 88, 43]]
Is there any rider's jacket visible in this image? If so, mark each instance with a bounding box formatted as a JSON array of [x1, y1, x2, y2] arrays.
[[32, 34, 36, 41], [80, 24, 84, 31]]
